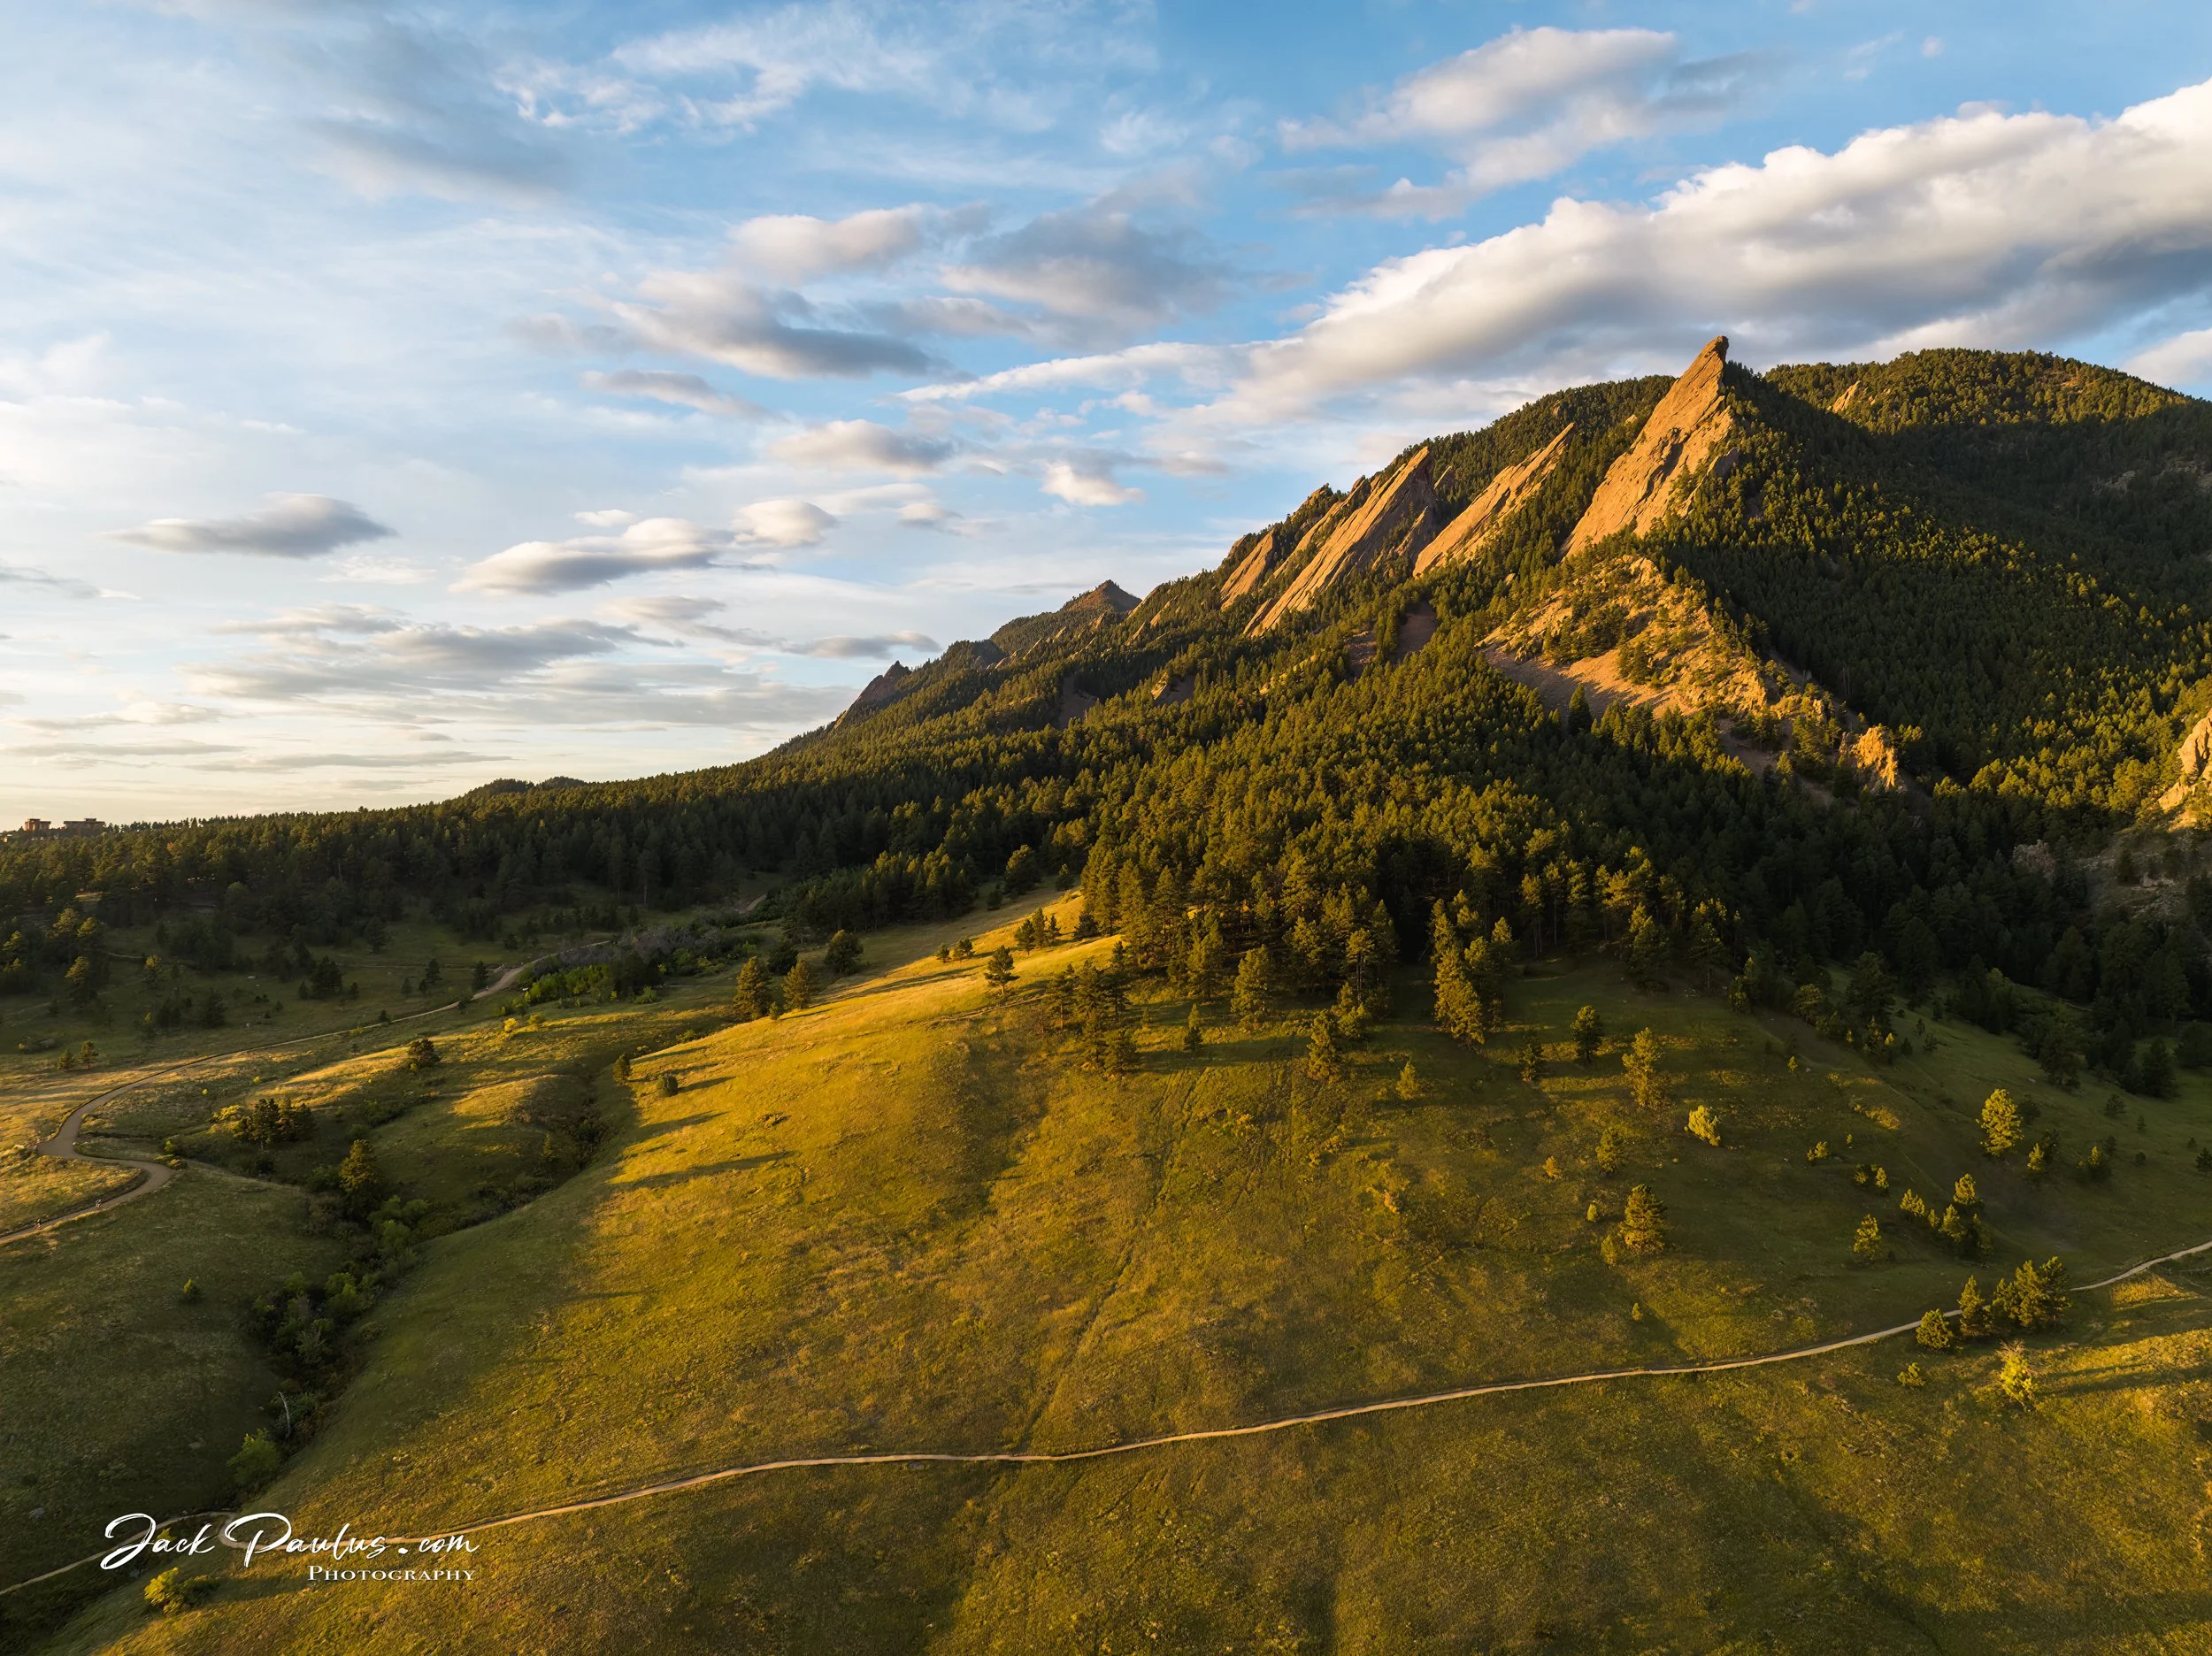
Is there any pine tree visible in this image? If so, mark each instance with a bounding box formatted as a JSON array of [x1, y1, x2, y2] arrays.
[[733, 956, 770, 1021], [1996, 1341, 2037, 1409], [1595, 1125, 1625, 1175], [1852, 1213, 1884, 1262], [1979, 1088, 2023, 1158], [1518, 1035, 1545, 1085], [1956, 1274, 1995, 1338], [1915, 1309, 1955, 1349], [1572, 1004, 1604, 1063], [983, 947, 1017, 994], [1306, 1013, 1344, 1083], [338, 1138, 384, 1214], [1624, 1028, 1669, 1110], [824, 930, 863, 974], [1394, 1060, 1422, 1101], [1618, 1184, 1668, 1254], [1231, 947, 1276, 1031], [1183, 1004, 1204, 1053], [784, 956, 820, 1010], [1624, 908, 1668, 989]]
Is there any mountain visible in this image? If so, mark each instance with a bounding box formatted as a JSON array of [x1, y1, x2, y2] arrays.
[[15, 338, 2212, 1652]]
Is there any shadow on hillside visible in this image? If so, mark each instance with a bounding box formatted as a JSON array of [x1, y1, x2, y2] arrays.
[[613, 1150, 793, 1191]]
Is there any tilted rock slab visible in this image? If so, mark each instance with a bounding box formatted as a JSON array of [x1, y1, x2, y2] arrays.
[[1414, 423, 1576, 576], [1565, 336, 1733, 554], [1251, 447, 1440, 632]]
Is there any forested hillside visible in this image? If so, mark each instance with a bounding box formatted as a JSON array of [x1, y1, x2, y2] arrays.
[[8, 343, 2212, 1091]]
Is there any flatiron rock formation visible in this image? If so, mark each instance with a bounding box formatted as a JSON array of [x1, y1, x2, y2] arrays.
[[1252, 447, 1440, 632], [1565, 336, 1733, 553], [1414, 423, 1575, 576]]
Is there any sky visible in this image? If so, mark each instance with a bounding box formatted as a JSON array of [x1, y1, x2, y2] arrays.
[[5, 1, 2212, 824]]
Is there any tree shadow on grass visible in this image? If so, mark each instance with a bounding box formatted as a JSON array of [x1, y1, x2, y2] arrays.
[[612, 1151, 794, 1191]]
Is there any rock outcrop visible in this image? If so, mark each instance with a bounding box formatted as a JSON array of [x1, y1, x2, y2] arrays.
[[1565, 337, 1733, 554], [1414, 424, 1575, 576], [1218, 529, 1280, 605], [1251, 448, 1440, 632], [835, 661, 913, 728]]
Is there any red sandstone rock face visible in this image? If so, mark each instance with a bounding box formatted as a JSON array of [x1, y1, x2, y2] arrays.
[[1250, 447, 1440, 632], [1414, 423, 1575, 577], [1565, 336, 1733, 554]]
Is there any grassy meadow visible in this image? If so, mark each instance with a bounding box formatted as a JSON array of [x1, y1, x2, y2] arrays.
[[12, 897, 2212, 1651]]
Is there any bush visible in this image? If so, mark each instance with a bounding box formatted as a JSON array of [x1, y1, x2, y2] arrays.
[[404, 1036, 440, 1070], [1915, 1309, 1955, 1349], [657, 1071, 680, 1097], [228, 1431, 281, 1491], [145, 1568, 216, 1614], [1686, 1105, 1722, 1147]]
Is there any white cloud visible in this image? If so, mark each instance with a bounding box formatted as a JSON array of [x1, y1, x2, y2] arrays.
[[770, 418, 955, 475], [1202, 76, 2212, 421], [730, 205, 933, 280], [2127, 326, 2212, 388], [105, 494, 396, 558], [1281, 27, 1765, 214], [455, 518, 734, 595], [735, 498, 836, 547], [1041, 456, 1142, 506], [580, 369, 767, 417]]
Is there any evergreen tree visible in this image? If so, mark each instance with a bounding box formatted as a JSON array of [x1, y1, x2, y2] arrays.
[[982, 947, 1016, 995], [1306, 1013, 1344, 1083], [1979, 1088, 2024, 1158], [1957, 1274, 1995, 1338], [1572, 1004, 1604, 1064], [338, 1138, 385, 1215], [1990, 1256, 2071, 1330], [1518, 1036, 1546, 1085], [1624, 908, 1669, 990], [1595, 1125, 1625, 1176], [1231, 946, 1276, 1031], [1916, 1308, 1955, 1349], [732, 956, 771, 1021], [1394, 1060, 1422, 1101], [1997, 1342, 2037, 1409], [823, 930, 863, 974], [1618, 1184, 1668, 1254], [784, 956, 820, 1010], [1183, 1004, 1204, 1053], [1624, 1028, 1669, 1110], [1852, 1213, 1884, 1262]]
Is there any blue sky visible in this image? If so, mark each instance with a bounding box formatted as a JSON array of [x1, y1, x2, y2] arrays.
[[5, 0, 2212, 822]]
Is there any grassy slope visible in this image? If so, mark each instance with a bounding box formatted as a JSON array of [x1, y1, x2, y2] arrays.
[[42, 907, 2212, 1652]]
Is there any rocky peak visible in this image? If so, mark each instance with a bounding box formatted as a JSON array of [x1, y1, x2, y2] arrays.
[[1565, 336, 1733, 553], [835, 660, 913, 728]]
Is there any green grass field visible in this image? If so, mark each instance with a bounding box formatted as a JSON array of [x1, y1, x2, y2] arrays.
[[12, 901, 2212, 1652]]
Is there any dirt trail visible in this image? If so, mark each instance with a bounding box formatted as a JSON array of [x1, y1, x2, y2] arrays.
[[12, 1231, 2198, 1599]]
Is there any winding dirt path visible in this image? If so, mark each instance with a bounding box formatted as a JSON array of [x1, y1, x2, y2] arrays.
[[8, 1230, 2210, 1598]]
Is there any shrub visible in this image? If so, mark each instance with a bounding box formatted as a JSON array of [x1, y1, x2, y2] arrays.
[[823, 930, 863, 975], [404, 1036, 440, 1070], [1394, 1060, 1422, 1101], [1686, 1106, 1722, 1147], [1852, 1214, 1885, 1262], [145, 1568, 216, 1614], [657, 1071, 680, 1097], [1997, 1342, 2037, 1409], [228, 1431, 281, 1491], [1916, 1309, 1955, 1350]]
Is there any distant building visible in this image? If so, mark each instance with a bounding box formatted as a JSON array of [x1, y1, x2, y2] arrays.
[[61, 818, 105, 835], [12, 816, 104, 839], [19, 818, 50, 835]]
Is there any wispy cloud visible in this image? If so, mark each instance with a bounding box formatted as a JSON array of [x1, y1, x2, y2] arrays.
[[106, 494, 396, 558]]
